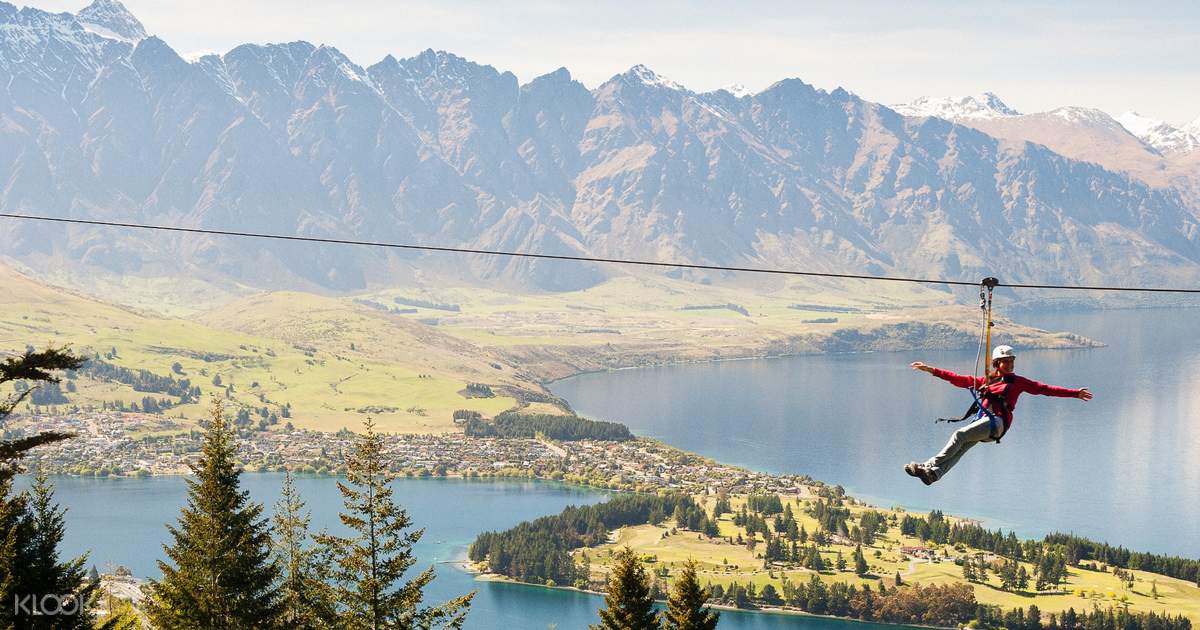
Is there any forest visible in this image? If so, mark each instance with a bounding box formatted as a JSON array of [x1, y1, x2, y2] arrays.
[[463, 411, 633, 441]]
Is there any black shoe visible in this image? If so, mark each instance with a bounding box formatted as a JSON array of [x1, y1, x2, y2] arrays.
[[919, 466, 936, 485], [904, 462, 935, 486]]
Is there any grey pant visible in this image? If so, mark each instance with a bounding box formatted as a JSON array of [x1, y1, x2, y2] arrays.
[[924, 414, 1000, 480]]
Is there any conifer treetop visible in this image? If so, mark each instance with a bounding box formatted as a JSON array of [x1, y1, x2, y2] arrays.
[[146, 398, 281, 628], [591, 546, 660, 630], [662, 559, 718, 630], [317, 417, 473, 629]]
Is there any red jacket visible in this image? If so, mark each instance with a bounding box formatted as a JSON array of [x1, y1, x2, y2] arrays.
[[930, 368, 1082, 430]]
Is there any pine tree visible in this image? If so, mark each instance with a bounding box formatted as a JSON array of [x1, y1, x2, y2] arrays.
[[0, 346, 86, 629], [854, 545, 869, 576], [1, 346, 85, 484], [1000, 559, 1018, 590], [147, 398, 281, 628], [592, 547, 660, 630], [273, 471, 334, 627], [11, 473, 97, 629], [661, 560, 717, 630], [316, 418, 472, 629]]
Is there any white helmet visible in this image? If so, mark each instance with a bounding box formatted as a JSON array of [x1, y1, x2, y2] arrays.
[[992, 345, 1016, 361]]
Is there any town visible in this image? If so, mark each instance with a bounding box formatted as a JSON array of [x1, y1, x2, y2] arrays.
[[7, 411, 819, 497]]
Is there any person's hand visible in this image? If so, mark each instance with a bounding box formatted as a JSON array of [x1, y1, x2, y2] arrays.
[[1077, 388, 1093, 401], [910, 361, 933, 373]]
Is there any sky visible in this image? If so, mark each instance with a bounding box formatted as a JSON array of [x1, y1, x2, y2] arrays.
[[28, 0, 1200, 125]]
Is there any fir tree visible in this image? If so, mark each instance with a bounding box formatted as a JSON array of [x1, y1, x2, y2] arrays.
[[0, 346, 86, 629], [13, 473, 97, 629], [273, 471, 334, 627], [316, 418, 472, 629], [661, 560, 718, 630], [592, 547, 660, 630], [147, 398, 281, 629], [853, 545, 869, 576], [1, 346, 85, 483]]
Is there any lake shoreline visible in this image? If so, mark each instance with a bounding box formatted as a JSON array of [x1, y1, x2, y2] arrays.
[[469, 568, 953, 630]]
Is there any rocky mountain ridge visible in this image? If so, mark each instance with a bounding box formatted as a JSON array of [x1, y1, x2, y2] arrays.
[[2, 1, 1199, 297], [894, 93, 1200, 212]]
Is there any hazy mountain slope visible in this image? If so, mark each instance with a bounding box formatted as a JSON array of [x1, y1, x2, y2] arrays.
[[3, 1, 1199, 297], [1117, 111, 1200, 155], [895, 95, 1200, 212]]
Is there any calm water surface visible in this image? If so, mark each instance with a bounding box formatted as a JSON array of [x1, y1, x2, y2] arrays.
[[27, 308, 1197, 628], [35, 475, 910, 630], [553, 308, 1200, 558]]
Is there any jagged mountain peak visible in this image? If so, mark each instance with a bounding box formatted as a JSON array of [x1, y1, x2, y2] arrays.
[[522, 67, 580, 92], [1117, 110, 1200, 154], [406, 48, 479, 71], [2, 24, 1199, 295], [539, 66, 572, 82], [307, 44, 375, 83], [893, 92, 1019, 120], [225, 40, 316, 64], [620, 64, 686, 91], [77, 0, 145, 42], [392, 48, 513, 88], [756, 77, 828, 105], [129, 35, 191, 80]]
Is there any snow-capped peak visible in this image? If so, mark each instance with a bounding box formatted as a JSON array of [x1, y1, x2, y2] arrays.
[[1116, 111, 1200, 154], [182, 49, 221, 63], [892, 92, 1019, 120], [720, 83, 753, 98], [626, 64, 685, 91], [1186, 115, 1200, 138], [1047, 106, 1117, 125], [76, 0, 145, 42]]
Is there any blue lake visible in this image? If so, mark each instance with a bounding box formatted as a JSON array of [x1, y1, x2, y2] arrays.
[[22, 307, 1200, 628], [33, 475, 911, 630], [553, 308, 1200, 558]]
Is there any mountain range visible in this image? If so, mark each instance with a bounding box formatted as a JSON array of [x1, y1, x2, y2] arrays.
[[3, 0, 1200, 296], [893, 93, 1200, 208]]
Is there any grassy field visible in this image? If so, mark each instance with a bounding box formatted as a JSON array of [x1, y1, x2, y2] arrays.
[[351, 274, 1095, 382], [581, 494, 1200, 622], [0, 267, 522, 433], [2, 265, 1095, 433]]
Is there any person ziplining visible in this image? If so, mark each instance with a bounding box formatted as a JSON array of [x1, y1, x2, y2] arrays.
[[903, 278, 1093, 486]]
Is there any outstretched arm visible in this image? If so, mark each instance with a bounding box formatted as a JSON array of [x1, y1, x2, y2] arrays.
[[1021, 377, 1093, 401], [910, 361, 934, 374], [910, 362, 980, 389]]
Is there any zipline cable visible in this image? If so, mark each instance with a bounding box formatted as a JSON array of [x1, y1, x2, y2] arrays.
[[4, 212, 1200, 294]]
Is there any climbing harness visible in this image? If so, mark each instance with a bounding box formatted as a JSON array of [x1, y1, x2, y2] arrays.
[[935, 277, 1010, 442]]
